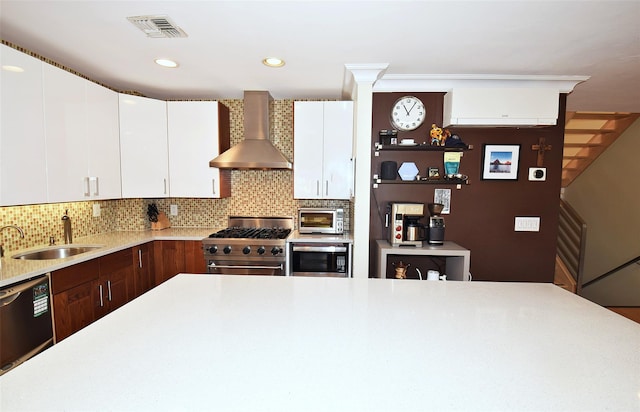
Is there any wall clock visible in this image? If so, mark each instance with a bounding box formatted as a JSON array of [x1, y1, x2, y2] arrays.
[[390, 96, 425, 131]]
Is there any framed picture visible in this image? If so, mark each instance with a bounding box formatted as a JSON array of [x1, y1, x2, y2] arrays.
[[481, 144, 521, 180], [434, 188, 451, 214]]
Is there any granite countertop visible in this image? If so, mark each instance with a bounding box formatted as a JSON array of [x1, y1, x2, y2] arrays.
[[0, 228, 216, 287], [1, 275, 639, 411]]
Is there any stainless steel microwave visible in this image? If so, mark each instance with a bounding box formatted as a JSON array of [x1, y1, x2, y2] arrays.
[[298, 208, 344, 234]]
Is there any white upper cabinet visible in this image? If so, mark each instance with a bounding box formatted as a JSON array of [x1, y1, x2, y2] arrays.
[[43, 64, 121, 202], [119, 94, 169, 198], [167, 101, 229, 198], [0, 44, 48, 206], [294, 101, 354, 200], [85, 81, 121, 200]]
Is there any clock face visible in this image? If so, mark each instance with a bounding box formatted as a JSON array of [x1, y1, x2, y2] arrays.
[[390, 96, 426, 131]]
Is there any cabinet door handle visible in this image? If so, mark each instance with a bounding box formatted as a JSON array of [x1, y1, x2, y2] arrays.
[[93, 177, 99, 196], [84, 177, 91, 197], [316, 180, 320, 196], [163, 178, 167, 195], [98, 284, 104, 307], [212, 178, 216, 195], [107, 280, 112, 302], [325, 180, 329, 196], [138, 249, 143, 268]]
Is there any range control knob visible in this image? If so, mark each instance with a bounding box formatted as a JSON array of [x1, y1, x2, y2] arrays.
[[242, 246, 251, 255], [257, 246, 266, 255], [208, 246, 218, 254], [223, 245, 232, 254], [271, 246, 282, 256]]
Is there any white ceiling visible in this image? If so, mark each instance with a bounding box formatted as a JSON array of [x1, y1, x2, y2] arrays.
[[1, 1, 639, 112]]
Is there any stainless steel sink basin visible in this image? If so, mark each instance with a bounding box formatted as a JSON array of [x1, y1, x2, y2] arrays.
[[12, 245, 103, 260]]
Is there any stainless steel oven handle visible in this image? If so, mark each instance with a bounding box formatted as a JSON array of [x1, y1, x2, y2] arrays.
[[291, 245, 347, 253], [207, 263, 284, 271]]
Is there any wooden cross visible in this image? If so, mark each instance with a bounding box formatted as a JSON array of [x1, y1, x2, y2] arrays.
[[532, 137, 552, 167]]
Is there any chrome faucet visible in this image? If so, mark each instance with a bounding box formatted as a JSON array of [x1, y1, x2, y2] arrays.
[[62, 210, 72, 244], [0, 225, 25, 258]]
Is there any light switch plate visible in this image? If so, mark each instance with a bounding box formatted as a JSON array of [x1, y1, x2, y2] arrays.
[[92, 203, 101, 217], [515, 217, 540, 232], [170, 204, 178, 216]]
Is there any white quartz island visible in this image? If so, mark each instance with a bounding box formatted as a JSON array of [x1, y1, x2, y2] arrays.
[[1, 275, 639, 411]]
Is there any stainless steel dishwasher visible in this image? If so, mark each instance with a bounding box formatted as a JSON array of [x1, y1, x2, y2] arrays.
[[1, 274, 54, 375]]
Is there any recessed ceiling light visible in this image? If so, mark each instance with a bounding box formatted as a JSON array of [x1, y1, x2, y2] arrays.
[[155, 58, 179, 68], [2, 65, 24, 73], [262, 57, 285, 68]]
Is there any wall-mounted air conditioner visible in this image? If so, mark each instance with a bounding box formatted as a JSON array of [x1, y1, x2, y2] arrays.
[[443, 87, 559, 127]]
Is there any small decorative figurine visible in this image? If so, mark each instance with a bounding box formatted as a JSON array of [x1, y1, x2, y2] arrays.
[[429, 123, 450, 146]]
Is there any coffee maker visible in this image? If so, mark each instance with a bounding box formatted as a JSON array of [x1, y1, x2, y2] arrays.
[[389, 202, 425, 247], [427, 203, 445, 245]]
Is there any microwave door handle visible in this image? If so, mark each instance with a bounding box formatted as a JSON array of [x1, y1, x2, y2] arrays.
[[292, 245, 347, 253], [207, 263, 284, 271]]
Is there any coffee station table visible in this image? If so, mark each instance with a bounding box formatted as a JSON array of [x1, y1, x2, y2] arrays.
[[375, 239, 471, 280]]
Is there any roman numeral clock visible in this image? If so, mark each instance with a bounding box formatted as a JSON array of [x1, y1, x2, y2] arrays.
[[390, 96, 425, 131]]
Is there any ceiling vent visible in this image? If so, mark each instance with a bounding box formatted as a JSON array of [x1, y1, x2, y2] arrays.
[[127, 15, 188, 38]]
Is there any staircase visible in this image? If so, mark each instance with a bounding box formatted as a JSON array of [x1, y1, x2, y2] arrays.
[[562, 112, 640, 187]]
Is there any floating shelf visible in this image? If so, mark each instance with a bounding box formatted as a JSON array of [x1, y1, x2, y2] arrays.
[[374, 143, 473, 152], [372, 178, 470, 188]]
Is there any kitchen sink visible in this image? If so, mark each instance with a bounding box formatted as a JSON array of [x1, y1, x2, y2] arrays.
[[12, 245, 103, 260]]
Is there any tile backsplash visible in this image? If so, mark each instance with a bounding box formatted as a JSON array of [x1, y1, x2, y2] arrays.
[[0, 98, 350, 254]]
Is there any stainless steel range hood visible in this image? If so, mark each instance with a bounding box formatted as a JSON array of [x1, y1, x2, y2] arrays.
[[209, 91, 292, 169]]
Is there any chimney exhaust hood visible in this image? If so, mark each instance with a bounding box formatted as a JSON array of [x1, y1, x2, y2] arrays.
[[209, 91, 292, 169]]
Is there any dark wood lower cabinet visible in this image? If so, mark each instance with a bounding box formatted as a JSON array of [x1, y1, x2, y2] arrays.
[[185, 240, 207, 274], [52, 240, 204, 342], [153, 240, 206, 286], [95, 249, 134, 320], [153, 240, 185, 286], [132, 243, 154, 298], [52, 259, 100, 342], [52, 249, 134, 342]]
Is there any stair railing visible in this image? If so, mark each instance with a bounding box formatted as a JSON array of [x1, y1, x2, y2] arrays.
[[557, 199, 587, 294], [581, 255, 640, 289]]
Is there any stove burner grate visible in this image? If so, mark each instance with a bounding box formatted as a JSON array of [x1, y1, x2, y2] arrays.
[[208, 227, 291, 240]]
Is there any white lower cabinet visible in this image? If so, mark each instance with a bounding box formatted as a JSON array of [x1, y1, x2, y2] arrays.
[[43, 64, 121, 202], [0, 44, 48, 206], [167, 101, 229, 198], [119, 94, 169, 198], [293, 101, 354, 200]]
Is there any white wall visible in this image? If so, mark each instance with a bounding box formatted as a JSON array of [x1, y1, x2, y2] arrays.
[[563, 118, 640, 305]]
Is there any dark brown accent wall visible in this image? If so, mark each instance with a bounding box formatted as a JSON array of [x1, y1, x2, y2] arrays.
[[370, 92, 566, 282]]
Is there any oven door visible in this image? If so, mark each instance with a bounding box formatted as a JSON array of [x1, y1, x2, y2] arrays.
[[290, 244, 350, 277], [206, 259, 285, 276]]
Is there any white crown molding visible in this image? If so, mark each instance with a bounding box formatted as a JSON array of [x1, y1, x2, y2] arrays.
[[373, 74, 590, 94], [342, 63, 389, 99]]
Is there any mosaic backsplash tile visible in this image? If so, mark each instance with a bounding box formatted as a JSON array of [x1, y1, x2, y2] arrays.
[[0, 98, 350, 254]]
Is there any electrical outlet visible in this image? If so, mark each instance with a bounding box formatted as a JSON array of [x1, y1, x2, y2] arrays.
[[514, 217, 540, 232], [170, 204, 178, 216], [92, 203, 101, 217], [528, 167, 546, 181]]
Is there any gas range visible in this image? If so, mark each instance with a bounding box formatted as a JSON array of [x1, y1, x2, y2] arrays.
[[202, 216, 293, 276]]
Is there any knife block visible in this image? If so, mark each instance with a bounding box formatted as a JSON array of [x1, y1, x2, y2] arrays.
[[151, 212, 171, 231]]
